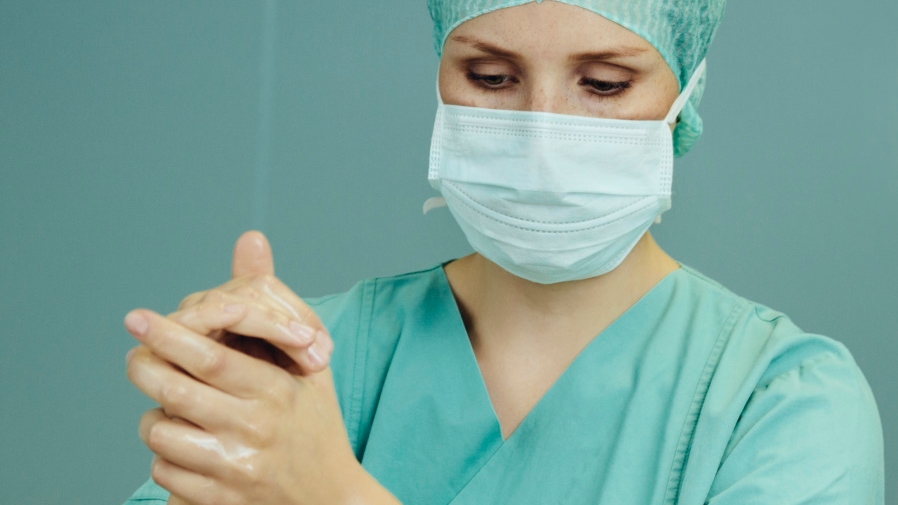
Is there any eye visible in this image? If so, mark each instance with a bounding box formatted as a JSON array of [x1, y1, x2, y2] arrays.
[[467, 71, 517, 90], [580, 77, 632, 96]]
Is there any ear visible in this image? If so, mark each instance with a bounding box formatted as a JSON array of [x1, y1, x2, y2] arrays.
[[231, 230, 275, 278]]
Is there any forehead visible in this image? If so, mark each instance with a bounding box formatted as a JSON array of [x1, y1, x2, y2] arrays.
[[445, 2, 661, 63]]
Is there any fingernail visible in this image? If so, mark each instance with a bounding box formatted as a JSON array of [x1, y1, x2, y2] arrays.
[[124, 312, 149, 337], [224, 304, 243, 314], [288, 321, 315, 346], [125, 348, 136, 364], [306, 340, 325, 367]]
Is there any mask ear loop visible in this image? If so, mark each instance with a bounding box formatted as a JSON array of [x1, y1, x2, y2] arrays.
[[654, 59, 707, 224], [424, 65, 449, 214], [664, 59, 707, 125]]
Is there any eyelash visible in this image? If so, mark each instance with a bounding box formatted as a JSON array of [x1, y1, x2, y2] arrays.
[[466, 72, 518, 89], [466, 72, 632, 97], [580, 77, 632, 96]]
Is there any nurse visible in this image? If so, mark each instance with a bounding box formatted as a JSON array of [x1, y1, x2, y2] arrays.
[[122, 1, 884, 504]]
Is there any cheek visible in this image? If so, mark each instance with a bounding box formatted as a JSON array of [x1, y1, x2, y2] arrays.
[[437, 60, 475, 106], [438, 73, 510, 109], [602, 85, 678, 122], [638, 72, 681, 121]]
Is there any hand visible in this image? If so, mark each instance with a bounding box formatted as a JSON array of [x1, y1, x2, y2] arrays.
[[124, 308, 382, 505], [175, 231, 332, 375]]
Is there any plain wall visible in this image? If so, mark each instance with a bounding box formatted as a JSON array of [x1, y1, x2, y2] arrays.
[[1, 1, 895, 503]]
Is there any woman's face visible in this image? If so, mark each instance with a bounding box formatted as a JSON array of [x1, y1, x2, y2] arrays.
[[438, 1, 679, 121]]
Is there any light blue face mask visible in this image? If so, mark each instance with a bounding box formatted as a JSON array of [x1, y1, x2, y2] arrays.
[[426, 61, 707, 284]]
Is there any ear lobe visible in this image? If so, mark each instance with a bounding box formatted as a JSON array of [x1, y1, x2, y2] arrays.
[[231, 230, 275, 278]]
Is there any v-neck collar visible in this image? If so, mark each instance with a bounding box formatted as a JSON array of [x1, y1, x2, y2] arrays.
[[360, 265, 684, 504], [442, 265, 684, 443]]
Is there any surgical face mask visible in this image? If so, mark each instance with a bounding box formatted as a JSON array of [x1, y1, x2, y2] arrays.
[[425, 60, 707, 284]]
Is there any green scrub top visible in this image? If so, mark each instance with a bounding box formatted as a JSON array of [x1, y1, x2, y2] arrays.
[[122, 265, 884, 504]]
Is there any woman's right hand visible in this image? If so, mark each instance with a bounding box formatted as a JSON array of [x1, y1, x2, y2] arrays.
[[168, 230, 332, 376]]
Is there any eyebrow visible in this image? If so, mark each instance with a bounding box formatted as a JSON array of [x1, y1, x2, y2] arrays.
[[450, 35, 648, 62], [450, 35, 521, 59], [568, 46, 648, 62]]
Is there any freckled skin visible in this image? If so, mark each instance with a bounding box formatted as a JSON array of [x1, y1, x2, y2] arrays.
[[439, 1, 679, 124]]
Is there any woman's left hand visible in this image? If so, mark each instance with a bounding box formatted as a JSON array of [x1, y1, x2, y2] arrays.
[[124, 307, 373, 505]]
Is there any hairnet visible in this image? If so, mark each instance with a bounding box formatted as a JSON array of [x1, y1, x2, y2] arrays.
[[427, 0, 726, 156]]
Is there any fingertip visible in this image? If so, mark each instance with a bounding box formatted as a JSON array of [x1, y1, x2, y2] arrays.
[[232, 230, 275, 278], [237, 230, 268, 250], [281, 338, 331, 376], [242, 229, 266, 239], [126, 346, 138, 365], [287, 320, 316, 347], [307, 337, 331, 370], [124, 310, 150, 338]]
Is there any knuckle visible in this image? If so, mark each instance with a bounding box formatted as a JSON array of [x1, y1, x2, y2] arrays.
[[234, 284, 260, 301], [265, 374, 293, 401], [236, 457, 264, 484], [203, 289, 227, 304], [261, 303, 289, 325], [197, 348, 227, 376], [241, 416, 275, 447], [160, 382, 190, 411], [178, 291, 205, 310]]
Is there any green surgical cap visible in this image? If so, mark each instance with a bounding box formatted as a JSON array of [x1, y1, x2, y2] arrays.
[[428, 0, 726, 156]]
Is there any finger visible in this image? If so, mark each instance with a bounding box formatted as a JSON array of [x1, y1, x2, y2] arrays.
[[298, 331, 333, 374], [168, 295, 331, 375], [169, 293, 318, 349], [177, 274, 315, 327], [232, 277, 333, 369], [229, 233, 321, 332], [151, 456, 234, 505], [127, 347, 240, 430], [140, 409, 227, 479], [125, 309, 286, 398], [173, 286, 333, 374], [231, 230, 274, 278], [241, 274, 317, 324], [177, 290, 207, 311]]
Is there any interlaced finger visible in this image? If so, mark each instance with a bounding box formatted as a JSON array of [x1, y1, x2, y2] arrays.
[[167, 293, 331, 374], [127, 347, 241, 431], [126, 310, 288, 399]]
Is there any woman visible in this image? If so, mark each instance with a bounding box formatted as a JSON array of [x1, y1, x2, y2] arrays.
[[122, 1, 884, 503]]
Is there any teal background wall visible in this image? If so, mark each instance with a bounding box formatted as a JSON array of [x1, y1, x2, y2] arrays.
[[1, 1, 895, 503]]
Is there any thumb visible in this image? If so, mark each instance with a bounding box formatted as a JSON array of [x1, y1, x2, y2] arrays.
[[231, 230, 275, 278]]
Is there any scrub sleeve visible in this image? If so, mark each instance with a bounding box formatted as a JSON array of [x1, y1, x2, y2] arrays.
[[121, 265, 884, 504]]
